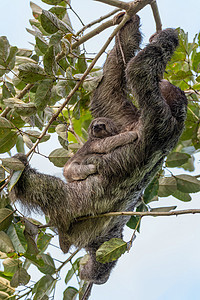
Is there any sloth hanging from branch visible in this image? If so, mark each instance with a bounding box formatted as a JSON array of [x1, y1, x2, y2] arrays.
[[11, 10, 187, 286]]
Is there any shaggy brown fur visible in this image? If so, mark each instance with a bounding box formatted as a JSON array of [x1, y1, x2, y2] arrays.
[[12, 15, 187, 285], [63, 117, 138, 182]]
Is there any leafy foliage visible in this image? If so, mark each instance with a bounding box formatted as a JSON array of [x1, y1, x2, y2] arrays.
[[0, 1, 200, 299]]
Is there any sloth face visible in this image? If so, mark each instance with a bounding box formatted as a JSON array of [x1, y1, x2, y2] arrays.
[[88, 117, 118, 138]]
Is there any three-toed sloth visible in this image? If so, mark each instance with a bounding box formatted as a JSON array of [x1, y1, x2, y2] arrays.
[[63, 117, 138, 182], [12, 14, 187, 285]]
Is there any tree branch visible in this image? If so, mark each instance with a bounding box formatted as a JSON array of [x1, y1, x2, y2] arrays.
[[77, 8, 121, 35], [150, 0, 162, 31], [94, 0, 130, 10], [0, 83, 34, 117], [78, 209, 200, 221], [73, 19, 116, 49], [56, 248, 80, 273]]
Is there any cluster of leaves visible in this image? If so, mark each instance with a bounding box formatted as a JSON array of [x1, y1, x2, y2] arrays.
[[0, 0, 102, 164], [0, 0, 200, 298]]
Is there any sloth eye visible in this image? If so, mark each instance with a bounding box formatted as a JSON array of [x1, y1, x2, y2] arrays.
[[93, 123, 106, 131]]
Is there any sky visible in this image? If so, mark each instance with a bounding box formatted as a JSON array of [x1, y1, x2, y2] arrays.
[[1, 1, 200, 300]]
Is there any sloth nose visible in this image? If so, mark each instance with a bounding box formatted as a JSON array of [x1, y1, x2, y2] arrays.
[[93, 124, 105, 131]]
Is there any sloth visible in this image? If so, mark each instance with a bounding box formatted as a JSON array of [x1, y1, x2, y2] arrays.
[[12, 15, 187, 285], [63, 117, 138, 182]]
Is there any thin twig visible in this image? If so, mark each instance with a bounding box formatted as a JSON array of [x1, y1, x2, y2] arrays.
[[56, 248, 80, 272], [78, 209, 200, 221], [150, 0, 162, 31], [73, 19, 116, 49], [68, 109, 84, 145], [77, 8, 121, 35], [80, 282, 93, 300], [0, 83, 34, 117], [128, 216, 142, 251]]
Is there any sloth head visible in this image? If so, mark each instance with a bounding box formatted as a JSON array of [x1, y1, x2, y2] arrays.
[[88, 117, 119, 139]]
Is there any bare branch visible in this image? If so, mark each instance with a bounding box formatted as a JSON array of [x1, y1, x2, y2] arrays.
[[56, 248, 80, 273], [73, 19, 115, 49], [81, 282, 93, 300], [77, 8, 121, 35], [94, 0, 130, 10], [78, 209, 200, 221], [0, 83, 34, 117], [150, 0, 162, 31]]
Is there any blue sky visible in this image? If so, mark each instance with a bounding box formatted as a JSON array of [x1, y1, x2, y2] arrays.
[[1, 1, 200, 299]]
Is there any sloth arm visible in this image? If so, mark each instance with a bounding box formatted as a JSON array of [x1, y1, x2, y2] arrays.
[[126, 29, 188, 155], [64, 162, 97, 182], [90, 15, 141, 128], [89, 131, 138, 153], [65, 131, 137, 181]]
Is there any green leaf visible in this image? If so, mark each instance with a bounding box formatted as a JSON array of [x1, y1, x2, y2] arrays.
[[7, 223, 27, 253], [55, 124, 68, 140], [96, 238, 127, 264], [171, 70, 193, 80], [41, 10, 60, 34], [158, 176, 177, 197], [23, 134, 34, 149], [1, 157, 25, 171], [77, 53, 87, 73], [3, 258, 22, 276], [16, 135, 25, 154], [72, 101, 80, 120], [0, 117, 14, 139], [0, 291, 10, 299], [2, 81, 16, 98], [41, 9, 73, 35], [10, 267, 30, 288], [50, 6, 67, 20], [150, 206, 177, 212], [3, 97, 24, 108], [0, 208, 13, 231], [0, 165, 5, 182], [48, 148, 71, 167], [63, 287, 78, 300], [36, 36, 49, 54], [172, 190, 192, 202], [0, 36, 10, 75], [14, 102, 37, 116], [126, 215, 141, 232], [37, 233, 53, 252], [0, 131, 18, 154], [24, 130, 50, 143], [192, 52, 200, 72], [0, 277, 15, 295], [6, 46, 18, 70], [35, 79, 53, 110], [30, 1, 42, 16], [18, 63, 48, 83], [55, 80, 70, 97], [23, 253, 44, 268], [37, 254, 56, 275], [175, 174, 200, 193], [0, 232, 15, 253], [33, 274, 56, 300], [8, 170, 23, 192], [42, 0, 63, 5], [43, 46, 58, 75], [166, 152, 190, 168], [65, 257, 82, 284], [143, 176, 159, 203]]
